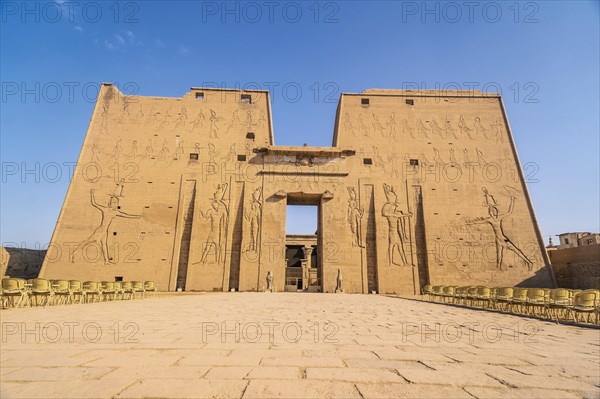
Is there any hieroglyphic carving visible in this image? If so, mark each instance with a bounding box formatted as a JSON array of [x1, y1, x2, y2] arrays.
[[126, 140, 138, 159], [222, 144, 237, 162], [344, 112, 356, 137], [226, 110, 240, 134], [430, 119, 444, 138], [474, 116, 486, 137], [144, 140, 154, 158], [489, 118, 504, 142], [388, 151, 401, 178], [449, 148, 458, 164], [372, 146, 387, 171], [382, 184, 411, 266], [108, 139, 123, 159], [174, 107, 187, 128], [199, 183, 229, 264], [402, 118, 415, 139], [209, 109, 220, 138], [433, 148, 443, 164], [416, 119, 430, 139], [257, 111, 267, 128], [112, 179, 125, 197], [466, 186, 532, 271], [358, 114, 369, 137], [244, 187, 262, 253], [174, 140, 184, 161], [372, 114, 386, 137], [463, 148, 472, 164], [387, 113, 398, 141], [445, 119, 458, 139], [99, 104, 109, 134], [91, 143, 101, 162], [157, 140, 170, 160], [347, 187, 364, 248], [458, 115, 474, 139], [70, 189, 140, 264], [191, 110, 205, 130], [244, 110, 254, 129]]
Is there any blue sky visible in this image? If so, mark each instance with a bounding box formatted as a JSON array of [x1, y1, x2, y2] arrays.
[[1, 1, 599, 245]]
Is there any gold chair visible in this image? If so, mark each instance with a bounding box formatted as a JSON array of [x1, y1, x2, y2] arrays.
[[101, 282, 117, 301], [545, 288, 571, 321], [509, 288, 528, 314], [83, 281, 102, 303], [441, 286, 455, 303], [422, 284, 433, 301], [525, 288, 546, 316], [431, 286, 444, 302], [132, 281, 146, 299], [121, 282, 135, 300], [476, 286, 492, 308], [494, 287, 513, 311], [144, 281, 157, 298], [114, 281, 124, 300], [53, 280, 71, 305], [466, 286, 479, 307], [30, 278, 53, 307], [2, 277, 29, 308], [69, 280, 85, 304], [568, 291, 599, 324]]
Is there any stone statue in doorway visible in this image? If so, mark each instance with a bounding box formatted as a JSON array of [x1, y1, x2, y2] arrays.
[[336, 269, 343, 293], [266, 271, 273, 292]]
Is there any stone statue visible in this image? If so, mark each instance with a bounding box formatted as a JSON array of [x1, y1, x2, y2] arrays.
[[336, 269, 343, 292], [266, 271, 273, 292]]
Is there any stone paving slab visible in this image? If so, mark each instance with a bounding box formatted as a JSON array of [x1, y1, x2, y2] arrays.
[[1, 292, 599, 398]]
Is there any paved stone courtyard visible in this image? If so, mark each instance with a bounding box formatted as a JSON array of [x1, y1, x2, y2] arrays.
[[1, 293, 598, 398]]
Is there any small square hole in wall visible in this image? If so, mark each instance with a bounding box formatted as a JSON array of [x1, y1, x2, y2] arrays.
[[113, 232, 117, 236], [241, 94, 252, 104], [190, 153, 199, 160], [405, 99, 414, 105], [115, 276, 123, 282], [409, 159, 419, 166], [246, 132, 255, 140], [361, 98, 370, 106], [363, 158, 373, 165], [195, 92, 204, 100], [237, 154, 247, 162]]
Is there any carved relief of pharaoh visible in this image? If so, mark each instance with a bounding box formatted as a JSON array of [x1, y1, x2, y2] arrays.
[[244, 187, 262, 253], [347, 187, 364, 248], [381, 184, 411, 266], [199, 183, 229, 264], [466, 186, 532, 271], [70, 189, 140, 264]]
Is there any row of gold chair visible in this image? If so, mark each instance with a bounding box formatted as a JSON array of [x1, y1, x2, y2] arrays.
[[1, 278, 157, 308], [422, 285, 600, 325]]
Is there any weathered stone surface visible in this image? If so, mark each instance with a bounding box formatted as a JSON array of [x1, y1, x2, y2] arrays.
[[2, 292, 597, 399], [38, 85, 555, 294]]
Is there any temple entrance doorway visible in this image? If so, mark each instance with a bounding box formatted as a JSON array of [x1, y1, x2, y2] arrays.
[[285, 195, 321, 292]]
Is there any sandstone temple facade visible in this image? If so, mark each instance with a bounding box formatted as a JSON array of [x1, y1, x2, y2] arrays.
[[39, 84, 556, 294]]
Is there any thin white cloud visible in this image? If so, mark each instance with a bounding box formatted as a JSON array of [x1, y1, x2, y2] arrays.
[[104, 40, 117, 50], [114, 34, 125, 45], [74, 26, 84, 32], [178, 45, 190, 55], [155, 39, 166, 48], [125, 31, 135, 44]]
